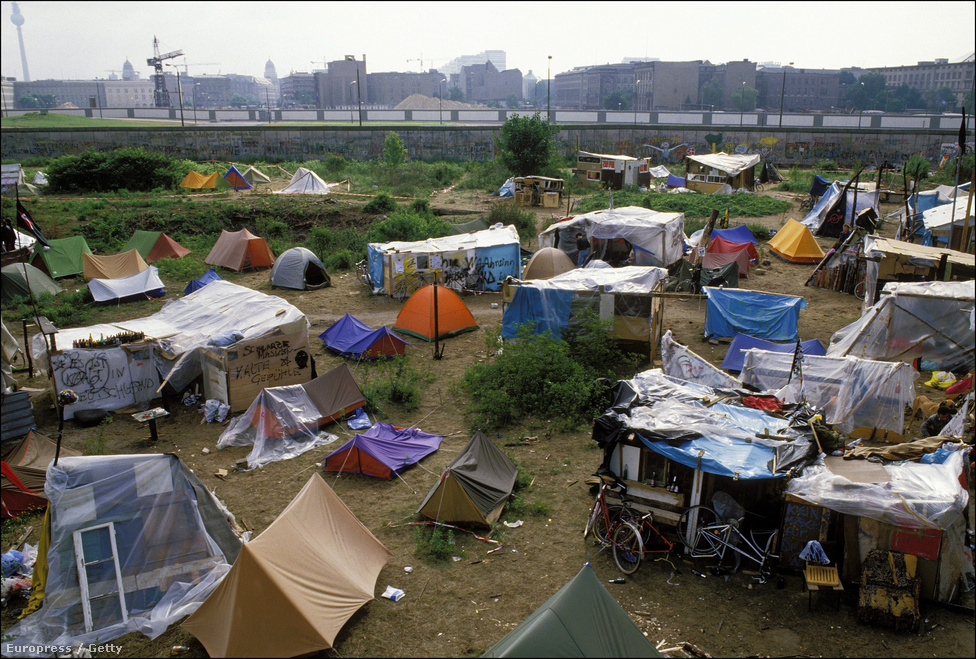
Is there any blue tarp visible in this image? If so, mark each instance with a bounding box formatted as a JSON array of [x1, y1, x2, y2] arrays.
[[710, 226, 758, 245], [703, 288, 806, 341], [501, 286, 574, 339], [666, 173, 686, 188], [183, 268, 222, 295], [319, 313, 408, 359], [638, 433, 784, 479], [498, 177, 514, 197], [720, 333, 826, 373], [810, 175, 833, 199]]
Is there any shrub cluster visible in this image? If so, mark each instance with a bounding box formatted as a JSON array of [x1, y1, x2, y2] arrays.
[[484, 202, 537, 242], [46, 148, 193, 192]]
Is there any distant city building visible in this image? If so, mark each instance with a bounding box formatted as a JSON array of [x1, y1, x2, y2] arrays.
[[553, 63, 633, 109], [122, 58, 138, 81], [102, 79, 155, 107], [634, 61, 700, 111], [14, 79, 101, 109], [368, 70, 446, 106], [756, 65, 842, 113], [316, 55, 367, 108], [699, 59, 757, 111], [440, 50, 505, 76], [522, 69, 539, 104], [192, 74, 275, 108], [264, 58, 280, 104], [457, 60, 521, 104], [866, 57, 974, 110], [280, 71, 316, 108]]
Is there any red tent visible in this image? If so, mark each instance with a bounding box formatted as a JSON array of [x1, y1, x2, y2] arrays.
[[702, 247, 751, 277], [707, 235, 758, 261]]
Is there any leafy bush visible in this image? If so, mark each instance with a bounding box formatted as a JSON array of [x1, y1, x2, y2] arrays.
[[366, 209, 453, 243], [46, 148, 193, 192], [776, 166, 812, 192], [930, 150, 974, 184], [358, 356, 430, 415], [458, 159, 510, 193], [413, 524, 459, 562], [363, 192, 400, 215], [484, 203, 537, 242], [322, 154, 349, 175], [323, 249, 356, 272], [904, 154, 931, 182], [814, 160, 840, 172], [496, 112, 561, 176], [307, 226, 368, 264]]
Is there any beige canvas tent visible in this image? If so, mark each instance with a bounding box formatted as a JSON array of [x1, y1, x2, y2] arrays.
[[241, 165, 271, 186], [81, 249, 149, 282], [182, 473, 393, 658], [205, 229, 276, 271], [522, 247, 576, 280], [179, 171, 218, 189]]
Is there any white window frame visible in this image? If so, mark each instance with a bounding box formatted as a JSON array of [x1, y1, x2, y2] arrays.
[[73, 522, 128, 633]]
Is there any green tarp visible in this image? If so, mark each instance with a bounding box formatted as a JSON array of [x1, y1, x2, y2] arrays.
[[668, 258, 740, 290], [482, 563, 663, 657], [1, 263, 61, 303], [29, 236, 93, 279]]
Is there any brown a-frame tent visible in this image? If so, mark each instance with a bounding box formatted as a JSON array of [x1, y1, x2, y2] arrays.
[[417, 430, 518, 527], [205, 229, 276, 271], [182, 473, 393, 658], [1, 430, 80, 518]]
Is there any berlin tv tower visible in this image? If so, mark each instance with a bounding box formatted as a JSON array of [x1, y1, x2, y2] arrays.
[[10, 2, 31, 82]]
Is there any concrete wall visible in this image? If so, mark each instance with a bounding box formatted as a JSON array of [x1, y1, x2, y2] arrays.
[[1, 119, 967, 167]]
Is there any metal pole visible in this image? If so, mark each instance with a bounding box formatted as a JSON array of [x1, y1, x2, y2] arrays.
[[266, 88, 272, 124], [778, 62, 793, 127], [176, 70, 184, 127], [355, 66, 363, 127], [547, 55, 551, 121]]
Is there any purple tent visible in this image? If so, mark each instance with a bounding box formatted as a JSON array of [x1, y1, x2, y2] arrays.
[[323, 422, 444, 478], [721, 332, 826, 373], [319, 313, 408, 359], [711, 225, 758, 245]]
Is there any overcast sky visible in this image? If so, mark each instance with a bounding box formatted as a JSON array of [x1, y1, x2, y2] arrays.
[[3, 1, 974, 83]]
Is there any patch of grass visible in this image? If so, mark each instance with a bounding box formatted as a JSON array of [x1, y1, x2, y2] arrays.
[[83, 416, 112, 455], [357, 356, 431, 415], [484, 202, 537, 242], [575, 188, 790, 219], [5, 289, 92, 327], [413, 524, 461, 562]]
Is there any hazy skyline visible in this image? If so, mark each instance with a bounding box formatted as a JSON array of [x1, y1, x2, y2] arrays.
[[3, 1, 974, 83]]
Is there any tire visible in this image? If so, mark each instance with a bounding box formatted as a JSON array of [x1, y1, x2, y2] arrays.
[[853, 280, 866, 301], [676, 505, 721, 555], [596, 505, 624, 544], [613, 521, 643, 574]]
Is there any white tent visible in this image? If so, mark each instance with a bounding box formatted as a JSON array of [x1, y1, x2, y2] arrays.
[[275, 167, 335, 194], [800, 181, 880, 233], [88, 265, 166, 303], [921, 201, 976, 251], [538, 206, 685, 268], [1, 163, 38, 196]]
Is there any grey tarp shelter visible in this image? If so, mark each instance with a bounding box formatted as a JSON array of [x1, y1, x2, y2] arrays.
[[482, 563, 662, 657], [417, 430, 518, 527]]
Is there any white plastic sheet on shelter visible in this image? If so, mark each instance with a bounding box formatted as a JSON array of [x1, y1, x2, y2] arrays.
[[538, 206, 686, 268], [0, 453, 243, 654], [739, 349, 917, 434], [32, 281, 309, 419], [785, 449, 973, 602], [660, 329, 741, 390], [684, 153, 760, 193], [920, 200, 976, 252], [827, 280, 975, 371], [800, 181, 880, 233]]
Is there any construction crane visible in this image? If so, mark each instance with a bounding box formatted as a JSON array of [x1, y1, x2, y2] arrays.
[[147, 36, 183, 107], [407, 56, 446, 72]]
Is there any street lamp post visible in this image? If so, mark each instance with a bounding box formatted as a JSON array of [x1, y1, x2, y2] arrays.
[[740, 81, 746, 126], [778, 62, 793, 127], [547, 55, 552, 122], [192, 83, 198, 124], [439, 77, 444, 125], [165, 63, 185, 128], [857, 82, 865, 128], [634, 79, 640, 126], [354, 65, 363, 126]]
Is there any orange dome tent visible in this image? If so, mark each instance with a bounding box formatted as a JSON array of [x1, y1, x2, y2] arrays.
[[393, 284, 478, 342], [205, 229, 276, 272]]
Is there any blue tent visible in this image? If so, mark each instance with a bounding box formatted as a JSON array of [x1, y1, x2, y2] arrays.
[[720, 332, 826, 373], [809, 175, 833, 199], [710, 225, 758, 244], [319, 313, 408, 359], [223, 165, 253, 191], [666, 173, 686, 188], [703, 288, 806, 341], [184, 268, 222, 295]]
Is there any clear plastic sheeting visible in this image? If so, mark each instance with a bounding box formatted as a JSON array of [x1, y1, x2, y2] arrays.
[[787, 450, 969, 530], [740, 349, 916, 434], [828, 280, 975, 371], [1, 454, 241, 655], [218, 384, 339, 470], [661, 329, 741, 390]]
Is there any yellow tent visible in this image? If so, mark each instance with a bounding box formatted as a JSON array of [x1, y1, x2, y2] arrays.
[[179, 171, 218, 189], [768, 219, 826, 264]]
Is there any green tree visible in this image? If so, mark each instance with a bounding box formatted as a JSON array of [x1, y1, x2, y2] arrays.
[[230, 94, 248, 108], [506, 94, 521, 109], [730, 85, 757, 112], [447, 86, 464, 101], [495, 112, 561, 177], [844, 73, 887, 110], [383, 131, 407, 175], [700, 80, 723, 110], [928, 86, 958, 113], [17, 93, 56, 109], [602, 90, 632, 111]]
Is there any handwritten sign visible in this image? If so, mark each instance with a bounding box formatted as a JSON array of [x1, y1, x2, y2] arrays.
[[217, 330, 311, 412], [51, 345, 160, 420]]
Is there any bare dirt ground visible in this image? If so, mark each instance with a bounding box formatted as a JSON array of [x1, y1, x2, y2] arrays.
[[2, 187, 974, 658]]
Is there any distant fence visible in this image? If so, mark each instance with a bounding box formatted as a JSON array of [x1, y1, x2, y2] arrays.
[[2, 108, 971, 167]]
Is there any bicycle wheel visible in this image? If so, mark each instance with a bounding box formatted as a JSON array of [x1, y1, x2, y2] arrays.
[[853, 280, 866, 301], [675, 279, 695, 302], [612, 520, 643, 574], [676, 505, 721, 554]]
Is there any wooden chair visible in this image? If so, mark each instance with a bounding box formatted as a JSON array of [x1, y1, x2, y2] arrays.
[[804, 561, 843, 611]]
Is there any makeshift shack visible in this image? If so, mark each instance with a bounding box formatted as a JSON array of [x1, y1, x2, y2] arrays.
[[827, 280, 975, 372], [29, 235, 93, 279], [269, 247, 331, 290], [575, 151, 651, 190], [1, 454, 243, 653], [684, 153, 760, 193], [1, 430, 80, 518], [482, 563, 663, 657], [205, 229, 276, 272], [32, 280, 310, 419], [366, 223, 521, 298], [721, 333, 826, 374], [512, 175, 563, 208], [121, 230, 191, 264], [217, 363, 366, 470], [858, 236, 975, 310], [88, 265, 166, 304], [801, 181, 880, 237], [417, 430, 518, 528], [918, 202, 975, 252], [538, 206, 685, 268], [182, 474, 392, 658], [703, 288, 807, 341], [320, 314, 408, 360], [502, 266, 668, 358], [784, 449, 973, 603], [323, 422, 444, 479]]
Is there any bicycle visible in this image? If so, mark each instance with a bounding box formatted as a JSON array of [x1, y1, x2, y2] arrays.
[[753, 180, 765, 193], [676, 491, 779, 583], [584, 476, 675, 575], [799, 194, 817, 212], [355, 259, 373, 289]]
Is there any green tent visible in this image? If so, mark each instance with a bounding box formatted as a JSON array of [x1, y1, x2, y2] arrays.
[[121, 230, 191, 263], [482, 563, 663, 657], [1, 263, 62, 303], [29, 235, 93, 279]]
